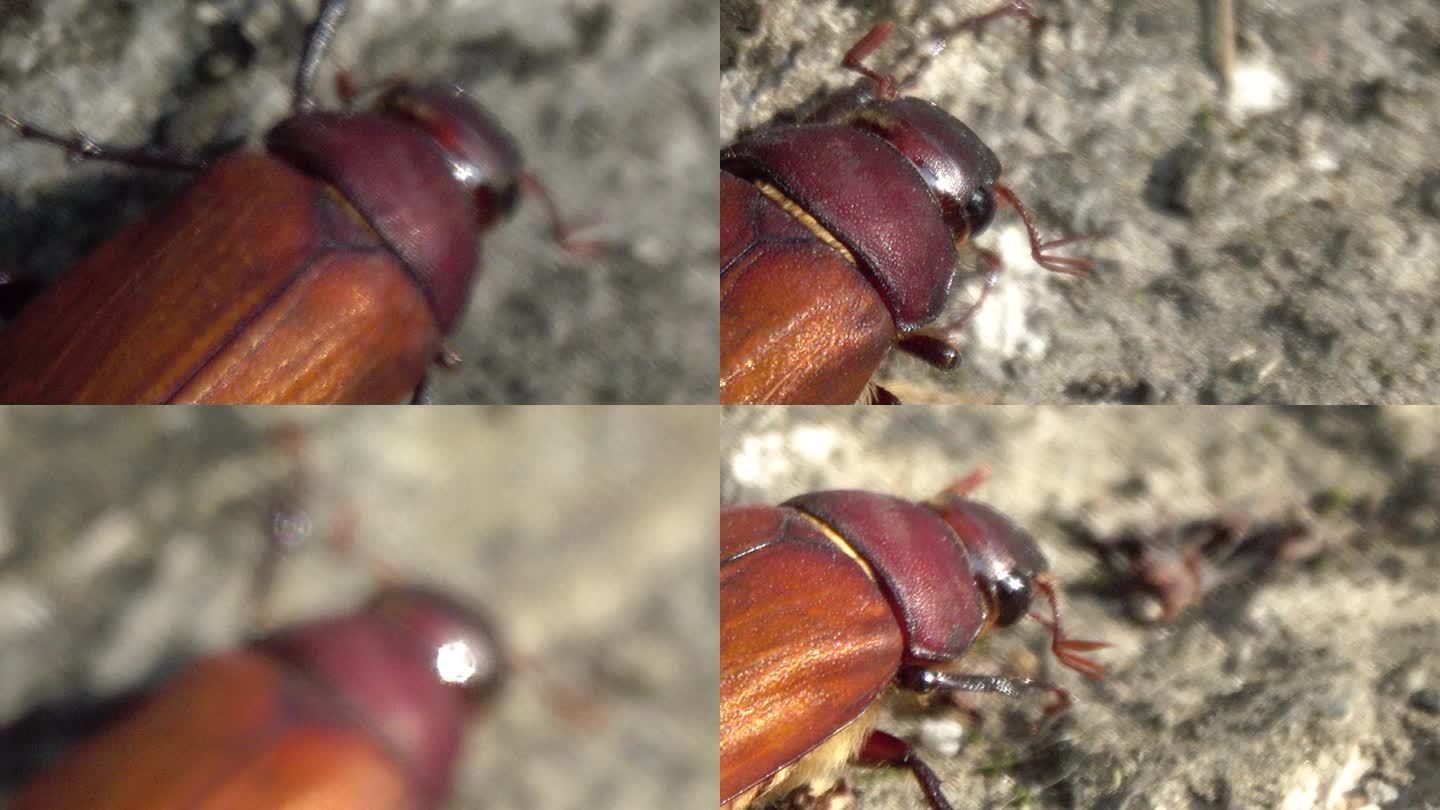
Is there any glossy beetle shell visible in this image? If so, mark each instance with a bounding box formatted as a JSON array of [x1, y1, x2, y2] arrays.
[[720, 117, 972, 404], [721, 492, 997, 808], [0, 154, 441, 403], [10, 586, 503, 810], [720, 173, 895, 403], [0, 81, 521, 403], [721, 505, 905, 808], [721, 480, 1101, 810]]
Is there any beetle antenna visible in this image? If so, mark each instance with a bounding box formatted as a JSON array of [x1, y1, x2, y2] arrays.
[[293, 0, 351, 114]]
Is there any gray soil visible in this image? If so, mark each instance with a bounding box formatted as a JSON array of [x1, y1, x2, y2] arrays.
[[723, 406, 1440, 809], [0, 0, 717, 403], [0, 408, 718, 809], [722, 0, 1440, 404]]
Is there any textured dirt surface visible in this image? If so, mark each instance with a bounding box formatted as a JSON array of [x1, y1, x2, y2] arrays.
[[0, 408, 718, 810], [722, 0, 1440, 404], [0, 0, 717, 403], [723, 406, 1440, 809]]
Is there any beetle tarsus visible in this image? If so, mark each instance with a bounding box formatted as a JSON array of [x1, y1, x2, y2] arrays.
[[994, 184, 1092, 277], [911, 259, 1000, 351], [936, 467, 992, 499], [1030, 574, 1110, 679], [518, 172, 607, 257]]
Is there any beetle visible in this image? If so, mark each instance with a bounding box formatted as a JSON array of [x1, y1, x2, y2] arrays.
[[0, 0, 588, 403], [720, 469, 1106, 810], [8, 586, 505, 810], [6, 423, 506, 809], [720, 0, 1090, 404]]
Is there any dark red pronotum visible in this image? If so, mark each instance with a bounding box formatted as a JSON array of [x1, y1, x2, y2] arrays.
[[721, 0, 1090, 404]]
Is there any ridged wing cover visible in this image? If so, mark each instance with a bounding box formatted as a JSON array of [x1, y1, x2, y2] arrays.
[[10, 652, 414, 810], [720, 505, 902, 803], [0, 153, 439, 403], [720, 172, 893, 404]]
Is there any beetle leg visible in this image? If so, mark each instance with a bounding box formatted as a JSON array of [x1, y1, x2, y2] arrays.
[[409, 346, 462, 404], [943, 467, 992, 497], [895, 333, 963, 370], [434, 345, 464, 370], [897, 248, 1002, 365], [255, 423, 401, 627], [292, 0, 351, 114], [895, 0, 1044, 91], [253, 424, 315, 628], [897, 665, 1074, 715], [0, 112, 206, 172], [844, 2, 1042, 99], [841, 22, 902, 101], [862, 383, 903, 404], [1028, 574, 1109, 679], [518, 173, 607, 257], [993, 184, 1092, 277], [773, 780, 853, 810], [332, 69, 413, 108], [855, 730, 956, 810]]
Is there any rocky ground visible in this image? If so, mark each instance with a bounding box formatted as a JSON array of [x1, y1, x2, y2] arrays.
[[0, 408, 718, 810], [723, 0, 1440, 403], [0, 0, 717, 403], [723, 406, 1440, 809]]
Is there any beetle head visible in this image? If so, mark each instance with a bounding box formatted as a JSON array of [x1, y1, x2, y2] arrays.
[[369, 585, 507, 710], [928, 493, 1048, 627], [378, 83, 524, 229]]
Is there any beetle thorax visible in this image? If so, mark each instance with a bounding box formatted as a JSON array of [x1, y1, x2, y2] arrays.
[[844, 97, 1003, 243]]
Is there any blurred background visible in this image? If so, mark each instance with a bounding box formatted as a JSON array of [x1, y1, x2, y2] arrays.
[[0, 407, 718, 809], [722, 0, 1440, 403], [0, 0, 717, 403], [723, 406, 1440, 809]]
